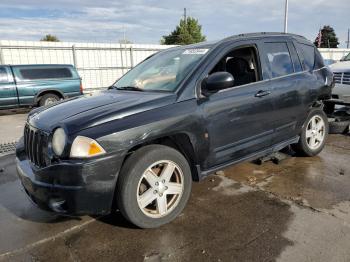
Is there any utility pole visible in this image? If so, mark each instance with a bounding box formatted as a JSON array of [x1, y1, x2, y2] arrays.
[[122, 25, 126, 44], [284, 0, 289, 33], [184, 8, 187, 23], [346, 28, 350, 49]]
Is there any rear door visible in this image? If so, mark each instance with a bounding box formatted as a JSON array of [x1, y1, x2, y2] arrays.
[[260, 40, 306, 144], [0, 66, 18, 108]]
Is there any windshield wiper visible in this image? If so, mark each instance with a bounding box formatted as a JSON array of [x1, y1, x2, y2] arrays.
[[115, 86, 144, 92]]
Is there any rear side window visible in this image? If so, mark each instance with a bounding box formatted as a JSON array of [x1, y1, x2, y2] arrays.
[[295, 43, 315, 71], [20, 68, 72, 80], [314, 49, 325, 69], [264, 42, 294, 78], [0, 67, 8, 83]]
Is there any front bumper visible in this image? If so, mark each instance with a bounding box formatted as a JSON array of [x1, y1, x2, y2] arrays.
[[16, 138, 125, 215], [331, 83, 350, 104]]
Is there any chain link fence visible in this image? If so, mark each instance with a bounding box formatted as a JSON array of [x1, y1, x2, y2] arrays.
[[0, 40, 348, 92], [0, 40, 175, 91], [318, 48, 350, 61]]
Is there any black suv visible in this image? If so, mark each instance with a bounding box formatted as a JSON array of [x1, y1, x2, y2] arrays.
[[16, 33, 333, 228]]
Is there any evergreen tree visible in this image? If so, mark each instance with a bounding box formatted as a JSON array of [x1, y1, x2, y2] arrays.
[[40, 34, 60, 42], [161, 17, 206, 45], [314, 25, 339, 48]]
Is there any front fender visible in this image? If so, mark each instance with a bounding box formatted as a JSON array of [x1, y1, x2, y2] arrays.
[[73, 99, 208, 167]]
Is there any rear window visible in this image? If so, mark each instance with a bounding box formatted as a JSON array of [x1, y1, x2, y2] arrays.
[[264, 42, 294, 78], [20, 68, 73, 80], [295, 43, 315, 71], [0, 67, 8, 83]]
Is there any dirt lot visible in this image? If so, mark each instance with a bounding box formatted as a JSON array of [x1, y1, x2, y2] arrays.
[[0, 112, 349, 262]]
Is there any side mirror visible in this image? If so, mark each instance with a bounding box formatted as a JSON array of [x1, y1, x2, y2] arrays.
[[202, 72, 234, 95]]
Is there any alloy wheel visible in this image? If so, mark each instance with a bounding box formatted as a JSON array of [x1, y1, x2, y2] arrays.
[[137, 160, 184, 218], [305, 115, 325, 150]]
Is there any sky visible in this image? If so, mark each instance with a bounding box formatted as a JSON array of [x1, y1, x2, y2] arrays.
[[0, 0, 349, 47]]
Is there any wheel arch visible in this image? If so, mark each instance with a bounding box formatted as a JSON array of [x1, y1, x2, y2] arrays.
[[122, 133, 200, 182], [35, 89, 65, 105]]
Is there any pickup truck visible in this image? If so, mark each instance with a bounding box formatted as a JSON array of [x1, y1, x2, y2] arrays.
[[16, 33, 333, 228], [327, 52, 350, 108], [0, 64, 82, 109]]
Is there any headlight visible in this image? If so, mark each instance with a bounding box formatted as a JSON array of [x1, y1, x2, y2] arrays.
[[52, 128, 67, 156], [70, 136, 106, 158]]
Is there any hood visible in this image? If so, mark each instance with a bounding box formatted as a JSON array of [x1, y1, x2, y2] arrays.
[[28, 90, 176, 134], [329, 61, 350, 72]]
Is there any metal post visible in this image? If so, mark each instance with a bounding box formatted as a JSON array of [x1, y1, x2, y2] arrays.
[[284, 0, 288, 33], [346, 29, 349, 49], [0, 44, 4, 64], [72, 45, 77, 67], [129, 47, 134, 68], [120, 44, 124, 74]]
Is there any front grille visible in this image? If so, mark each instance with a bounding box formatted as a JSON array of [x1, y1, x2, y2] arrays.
[[333, 72, 350, 85], [333, 72, 342, 84], [24, 124, 50, 167], [343, 72, 350, 85]]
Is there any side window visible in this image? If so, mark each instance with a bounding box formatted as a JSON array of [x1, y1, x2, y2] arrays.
[[264, 42, 294, 78], [209, 46, 261, 87], [288, 43, 303, 72], [295, 43, 315, 71], [0, 67, 9, 83], [19, 68, 72, 80], [314, 48, 325, 69]]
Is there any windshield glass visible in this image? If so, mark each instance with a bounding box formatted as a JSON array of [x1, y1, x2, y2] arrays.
[[113, 48, 209, 92], [343, 52, 350, 61]]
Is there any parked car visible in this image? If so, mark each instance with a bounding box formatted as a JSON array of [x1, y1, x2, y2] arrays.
[[0, 64, 83, 109], [16, 33, 333, 228], [324, 52, 350, 113], [323, 59, 336, 66]]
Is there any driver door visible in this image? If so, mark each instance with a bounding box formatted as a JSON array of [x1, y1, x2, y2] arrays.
[[200, 41, 276, 168]]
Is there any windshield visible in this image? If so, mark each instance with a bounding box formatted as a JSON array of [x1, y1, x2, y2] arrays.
[[343, 52, 350, 61], [113, 48, 209, 92]]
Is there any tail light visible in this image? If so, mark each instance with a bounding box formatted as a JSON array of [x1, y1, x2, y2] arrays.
[[80, 81, 84, 94]]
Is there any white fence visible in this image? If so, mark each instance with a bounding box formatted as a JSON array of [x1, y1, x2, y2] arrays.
[[0, 40, 175, 90], [0, 40, 349, 91], [319, 48, 349, 61]]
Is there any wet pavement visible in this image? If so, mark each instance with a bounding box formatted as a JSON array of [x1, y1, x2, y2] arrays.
[[0, 134, 349, 261], [0, 111, 27, 144]]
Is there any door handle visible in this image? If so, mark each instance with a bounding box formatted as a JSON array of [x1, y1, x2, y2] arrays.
[[255, 90, 271, 98]]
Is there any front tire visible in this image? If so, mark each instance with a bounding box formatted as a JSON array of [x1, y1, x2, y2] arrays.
[[292, 108, 328, 156], [116, 145, 192, 228]]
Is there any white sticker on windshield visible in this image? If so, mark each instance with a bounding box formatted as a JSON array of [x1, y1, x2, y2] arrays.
[[183, 49, 209, 55]]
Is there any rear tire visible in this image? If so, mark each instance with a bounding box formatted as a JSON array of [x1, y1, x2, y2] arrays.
[[292, 108, 328, 157], [39, 93, 60, 107], [329, 120, 350, 134], [116, 145, 192, 228]]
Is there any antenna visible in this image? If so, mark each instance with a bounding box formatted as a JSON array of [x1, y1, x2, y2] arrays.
[[284, 0, 288, 33]]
